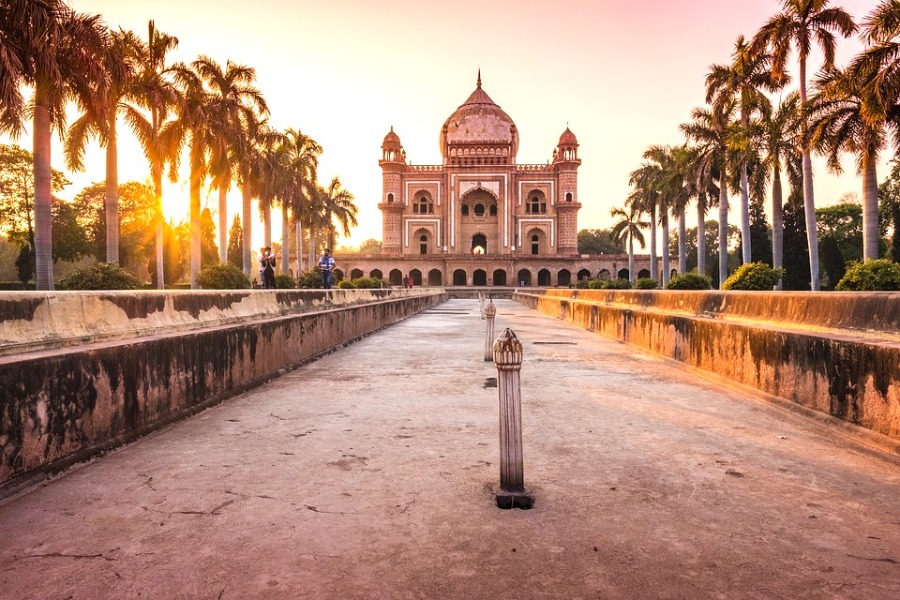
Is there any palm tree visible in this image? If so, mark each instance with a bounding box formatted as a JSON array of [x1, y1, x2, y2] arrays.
[[748, 92, 801, 285], [64, 28, 141, 265], [167, 61, 218, 289], [806, 67, 888, 261], [610, 202, 648, 283], [638, 145, 690, 285], [752, 0, 857, 290], [280, 128, 321, 274], [706, 35, 780, 265], [0, 0, 120, 289], [196, 58, 266, 264], [317, 176, 358, 252], [681, 103, 734, 288], [126, 20, 179, 288], [629, 163, 660, 281]]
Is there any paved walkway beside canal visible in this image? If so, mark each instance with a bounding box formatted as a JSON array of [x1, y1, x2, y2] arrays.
[[2, 299, 899, 600]]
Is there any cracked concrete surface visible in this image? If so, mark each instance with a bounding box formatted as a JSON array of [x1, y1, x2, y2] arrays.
[[1, 299, 900, 599]]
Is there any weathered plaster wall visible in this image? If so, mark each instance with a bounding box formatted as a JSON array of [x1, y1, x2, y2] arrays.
[[0, 290, 445, 489], [515, 289, 900, 446]]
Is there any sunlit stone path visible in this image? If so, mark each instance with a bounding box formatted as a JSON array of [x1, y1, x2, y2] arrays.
[[1, 299, 899, 599]]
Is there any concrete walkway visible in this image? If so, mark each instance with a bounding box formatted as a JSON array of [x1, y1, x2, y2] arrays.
[[2, 299, 900, 600]]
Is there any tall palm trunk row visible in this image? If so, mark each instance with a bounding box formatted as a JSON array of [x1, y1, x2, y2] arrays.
[[631, 0, 897, 290], [1, 3, 351, 289]]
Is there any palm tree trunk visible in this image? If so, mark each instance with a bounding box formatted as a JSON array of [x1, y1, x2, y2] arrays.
[[308, 228, 315, 269], [740, 165, 751, 264], [718, 172, 729, 289], [105, 113, 119, 264], [189, 140, 202, 289], [241, 186, 252, 276], [862, 157, 879, 262], [295, 220, 302, 275], [772, 167, 784, 290], [281, 203, 289, 274], [661, 212, 671, 286], [263, 203, 272, 249], [153, 166, 165, 289], [649, 205, 658, 281], [33, 87, 54, 291], [678, 207, 687, 275], [628, 232, 635, 283], [697, 196, 706, 278], [799, 58, 820, 291], [218, 185, 228, 264]]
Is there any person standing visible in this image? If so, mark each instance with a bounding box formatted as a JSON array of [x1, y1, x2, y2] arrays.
[[260, 247, 276, 289], [318, 248, 335, 289]]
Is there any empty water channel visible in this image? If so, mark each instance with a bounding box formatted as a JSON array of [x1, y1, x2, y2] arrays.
[[2, 298, 900, 599]]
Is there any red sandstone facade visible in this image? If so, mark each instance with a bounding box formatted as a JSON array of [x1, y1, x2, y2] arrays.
[[336, 75, 652, 287]]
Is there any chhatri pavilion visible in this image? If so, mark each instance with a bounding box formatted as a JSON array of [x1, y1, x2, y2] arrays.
[[334, 74, 652, 287]]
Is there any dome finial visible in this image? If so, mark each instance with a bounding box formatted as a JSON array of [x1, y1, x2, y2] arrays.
[[477, 68, 482, 88]]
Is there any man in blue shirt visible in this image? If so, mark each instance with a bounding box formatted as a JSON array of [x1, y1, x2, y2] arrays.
[[318, 248, 335, 289]]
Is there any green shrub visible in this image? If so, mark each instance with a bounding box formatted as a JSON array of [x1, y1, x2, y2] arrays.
[[635, 277, 659, 290], [351, 276, 389, 289], [0, 281, 30, 290], [57, 262, 143, 290], [297, 267, 322, 289], [337, 280, 356, 289], [835, 259, 900, 291], [587, 279, 606, 289], [604, 278, 633, 290], [575, 279, 591, 289], [722, 262, 785, 291], [274, 273, 295, 289], [196, 263, 251, 290], [666, 272, 713, 290]]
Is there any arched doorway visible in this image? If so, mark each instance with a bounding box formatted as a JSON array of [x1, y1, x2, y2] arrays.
[[538, 269, 551, 286], [333, 269, 344, 283], [350, 268, 363, 280], [473, 269, 487, 286], [638, 269, 651, 279], [410, 269, 422, 286], [428, 269, 442, 286], [389, 269, 403, 286], [599, 269, 611, 280], [558, 269, 571, 286], [493, 269, 507, 286], [370, 269, 383, 280], [526, 229, 547, 255], [517, 269, 531, 286], [471, 233, 487, 254], [453, 269, 467, 286], [618, 269, 629, 280], [577, 269, 591, 281]]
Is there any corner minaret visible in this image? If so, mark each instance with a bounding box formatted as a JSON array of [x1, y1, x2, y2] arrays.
[[553, 126, 582, 255], [378, 127, 406, 255]]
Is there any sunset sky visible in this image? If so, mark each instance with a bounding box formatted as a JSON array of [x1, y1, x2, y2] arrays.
[[10, 0, 886, 248]]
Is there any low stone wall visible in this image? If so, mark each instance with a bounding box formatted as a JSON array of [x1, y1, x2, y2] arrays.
[[515, 289, 900, 447], [0, 289, 446, 490]]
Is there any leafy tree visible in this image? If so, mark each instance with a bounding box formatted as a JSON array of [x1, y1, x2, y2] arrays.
[[878, 158, 900, 262], [14, 244, 33, 287], [669, 220, 740, 287], [0, 144, 70, 247], [358, 238, 382, 254], [577, 229, 623, 254], [147, 220, 187, 286], [200, 207, 218, 268], [72, 180, 157, 276], [782, 200, 812, 289], [735, 198, 773, 266], [226, 214, 243, 268]]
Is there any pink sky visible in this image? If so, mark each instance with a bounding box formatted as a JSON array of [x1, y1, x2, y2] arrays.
[[14, 0, 885, 247]]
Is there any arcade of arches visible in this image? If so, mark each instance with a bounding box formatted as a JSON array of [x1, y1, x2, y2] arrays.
[[331, 255, 655, 287]]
